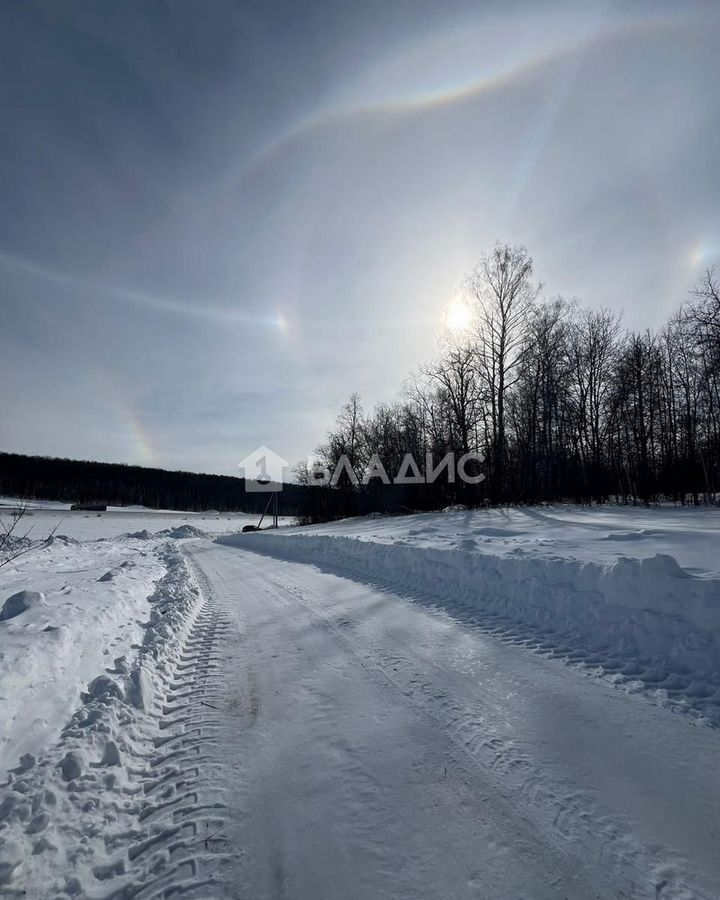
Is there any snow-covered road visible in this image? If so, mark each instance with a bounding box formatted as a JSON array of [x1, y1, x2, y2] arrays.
[[182, 541, 720, 900]]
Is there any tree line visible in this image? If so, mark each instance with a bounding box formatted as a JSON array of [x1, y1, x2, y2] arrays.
[[308, 245, 720, 509], [0, 453, 307, 515]]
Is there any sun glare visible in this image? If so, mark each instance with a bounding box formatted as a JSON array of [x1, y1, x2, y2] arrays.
[[690, 241, 719, 269], [444, 299, 474, 333]]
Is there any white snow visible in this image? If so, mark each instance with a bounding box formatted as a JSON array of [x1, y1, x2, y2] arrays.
[[186, 541, 720, 899], [0, 499, 293, 780], [0, 497, 293, 542], [269, 504, 720, 576], [0, 532, 166, 775], [1, 502, 720, 898], [0, 541, 204, 896], [221, 505, 720, 724]]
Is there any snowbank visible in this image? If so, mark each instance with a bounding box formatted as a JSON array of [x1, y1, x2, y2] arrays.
[[220, 519, 720, 723], [0, 542, 205, 896], [0, 537, 167, 774], [270, 506, 720, 577]]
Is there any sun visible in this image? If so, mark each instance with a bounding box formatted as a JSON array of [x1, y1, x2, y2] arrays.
[[444, 299, 474, 333]]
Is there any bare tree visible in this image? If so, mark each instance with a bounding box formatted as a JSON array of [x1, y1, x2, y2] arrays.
[[422, 340, 482, 457], [509, 297, 575, 500], [464, 243, 541, 498], [690, 267, 720, 342], [316, 393, 368, 486], [0, 502, 58, 570], [568, 306, 622, 495]]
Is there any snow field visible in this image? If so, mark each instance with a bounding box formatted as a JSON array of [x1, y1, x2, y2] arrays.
[[0, 499, 293, 542]]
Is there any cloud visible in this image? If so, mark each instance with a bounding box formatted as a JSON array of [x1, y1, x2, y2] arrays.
[[1, 0, 719, 471]]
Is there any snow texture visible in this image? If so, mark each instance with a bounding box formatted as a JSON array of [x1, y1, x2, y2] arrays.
[[220, 506, 720, 724], [0, 540, 206, 897], [2, 502, 720, 899]]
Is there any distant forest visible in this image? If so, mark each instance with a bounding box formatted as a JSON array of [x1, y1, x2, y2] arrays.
[[0, 452, 308, 515], [0, 451, 469, 521], [308, 245, 720, 508]]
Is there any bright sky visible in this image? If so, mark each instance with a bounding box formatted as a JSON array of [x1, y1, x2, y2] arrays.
[[1, 0, 719, 474]]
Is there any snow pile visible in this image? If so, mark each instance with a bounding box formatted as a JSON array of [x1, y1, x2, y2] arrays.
[[0, 542, 204, 896], [221, 510, 720, 723], [45, 534, 79, 546], [157, 523, 207, 539], [123, 527, 153, 540]]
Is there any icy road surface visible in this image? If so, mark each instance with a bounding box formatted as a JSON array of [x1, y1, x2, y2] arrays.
[[181, 541, 720, 900]]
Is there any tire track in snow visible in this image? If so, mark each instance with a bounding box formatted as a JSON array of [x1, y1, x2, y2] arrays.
[[0, 541, 236, 899], [117, 571, 235, 899]]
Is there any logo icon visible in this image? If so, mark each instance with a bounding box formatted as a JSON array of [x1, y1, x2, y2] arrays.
[[238, 446, 290, 492]]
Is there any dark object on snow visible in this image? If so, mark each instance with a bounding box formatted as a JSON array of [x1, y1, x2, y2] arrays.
[[242, 524, 260, 533], [71, 503, 107, 511], [0, 590, 46, 621]]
